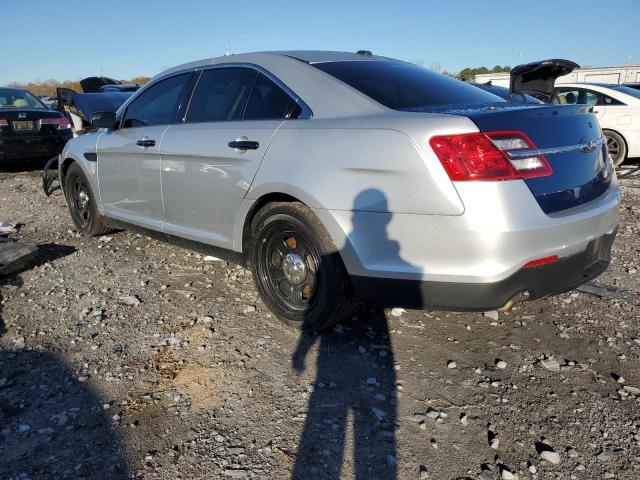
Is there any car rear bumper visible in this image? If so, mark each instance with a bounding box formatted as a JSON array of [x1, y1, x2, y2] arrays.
[[351, 229, 616, 310], [0, 131, 71, 161]]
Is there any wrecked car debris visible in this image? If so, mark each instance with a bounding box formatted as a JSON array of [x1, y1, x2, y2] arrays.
[[576, 281, 634, 301], [0, 242, 38, 275]]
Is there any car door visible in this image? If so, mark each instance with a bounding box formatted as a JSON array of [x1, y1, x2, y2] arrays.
[[160, 67, 303, 248], [96, 72, 193, 230]]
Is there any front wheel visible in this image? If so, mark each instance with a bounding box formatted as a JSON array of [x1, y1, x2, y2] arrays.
[[249, 202, 356, 330], [604, 130, 627, 167], [64, 163, 110, 236]]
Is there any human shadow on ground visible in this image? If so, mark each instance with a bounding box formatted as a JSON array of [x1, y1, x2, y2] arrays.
[[0, 242, 129, 479], [291, 189, 422, 479]]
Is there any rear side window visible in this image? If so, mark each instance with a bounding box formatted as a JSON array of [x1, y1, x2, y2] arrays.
[[314, 61, 504, 110], [244, 73, 301, 120], [122, 73, 191, 128], [186, 68, 256, 123]]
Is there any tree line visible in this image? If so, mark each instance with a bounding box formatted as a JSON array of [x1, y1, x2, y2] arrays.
[[457, 65, 511, 81], [7, 77, 151, 97]]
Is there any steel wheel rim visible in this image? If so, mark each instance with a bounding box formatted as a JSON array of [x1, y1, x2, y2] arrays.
[[72, 176, 91, 227], [257, 222, 321, 314]]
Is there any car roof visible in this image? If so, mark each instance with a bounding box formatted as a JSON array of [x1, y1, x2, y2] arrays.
[[263, 50, 394, 64], [163, 50, 395, 74], [0, 87, 27, 93]]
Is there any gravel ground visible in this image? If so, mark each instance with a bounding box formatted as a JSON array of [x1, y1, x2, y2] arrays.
[[1, 168, 639, 480]]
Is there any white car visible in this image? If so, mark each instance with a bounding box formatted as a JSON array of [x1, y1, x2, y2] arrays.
[[554, 83, 640, 165]]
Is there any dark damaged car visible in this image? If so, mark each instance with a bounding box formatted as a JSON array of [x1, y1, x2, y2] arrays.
[[0, 87, 72, 164], [57, 77, 138, 133]]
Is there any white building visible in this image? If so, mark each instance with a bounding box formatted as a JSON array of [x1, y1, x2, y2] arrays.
[[473, 64, 640, 87]]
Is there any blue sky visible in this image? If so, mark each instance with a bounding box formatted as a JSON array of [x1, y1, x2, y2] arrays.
[[1, 0, 638, 84]]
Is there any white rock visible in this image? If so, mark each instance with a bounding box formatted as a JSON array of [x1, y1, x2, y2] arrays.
[[501, 468, 516, 480], [460, 413, 468, 426], [484, 310, 499, 321], [390, 308, 405, 317], [540, 357, 561, 372], [495, 359, 507, 369], [540, 450, 561, 464], [623, 385, 640, 395], [203, 255, 222, 262], [120, 295, 141, 307], [447, 360, 457, 369]]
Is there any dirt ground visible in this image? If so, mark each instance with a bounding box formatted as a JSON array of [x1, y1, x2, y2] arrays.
[[1, 167, 639, 480]]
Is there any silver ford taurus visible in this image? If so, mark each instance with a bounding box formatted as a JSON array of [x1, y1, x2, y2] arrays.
[[57, 51, 620, 330]]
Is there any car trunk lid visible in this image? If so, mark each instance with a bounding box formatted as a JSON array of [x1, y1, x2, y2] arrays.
[[423, 103, 612, 214], [509, 59, 579, 101]]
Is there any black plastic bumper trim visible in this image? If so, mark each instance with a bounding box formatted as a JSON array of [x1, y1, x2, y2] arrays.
[[350, 229, 617, 311]]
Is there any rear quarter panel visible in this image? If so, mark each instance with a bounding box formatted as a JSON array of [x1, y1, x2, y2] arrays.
[[247, 114, 477, 214]]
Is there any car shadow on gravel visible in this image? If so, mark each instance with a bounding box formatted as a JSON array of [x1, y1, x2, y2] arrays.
[[1, 243, 129, 479], [290, 188, 421, 479]]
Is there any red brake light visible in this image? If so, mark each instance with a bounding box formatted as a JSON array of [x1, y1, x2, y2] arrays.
[[429, 130, 552, 181], [40, 117, 71, 129], [0, 119, 7, 127], [523, 255, 558, 269]]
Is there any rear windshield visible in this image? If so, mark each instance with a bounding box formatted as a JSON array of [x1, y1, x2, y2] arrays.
[[611, 85, 640, 100], [313, 61, 505, 110], [0, 89, 46, 109]]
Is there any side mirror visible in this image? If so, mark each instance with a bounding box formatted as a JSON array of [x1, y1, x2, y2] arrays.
[[90, 111, 117, 129]]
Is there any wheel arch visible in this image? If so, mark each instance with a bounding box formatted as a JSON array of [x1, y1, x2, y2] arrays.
[[237, 189, 360, 275]]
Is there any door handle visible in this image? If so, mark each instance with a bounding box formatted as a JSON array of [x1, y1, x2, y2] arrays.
[[136, 139, 156, 147], [228, 140, 259, 150]]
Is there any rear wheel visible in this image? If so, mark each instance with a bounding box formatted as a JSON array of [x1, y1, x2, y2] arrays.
[[604, 129, 627, 167], [249, 202, 356, 330], [64, 163, 110, 236]]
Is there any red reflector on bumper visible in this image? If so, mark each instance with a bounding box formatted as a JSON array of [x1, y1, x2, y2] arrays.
[[523, 255, 559, 269]]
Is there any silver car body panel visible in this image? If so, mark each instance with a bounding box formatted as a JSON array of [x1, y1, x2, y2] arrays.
[[59, 51, 620, 293]]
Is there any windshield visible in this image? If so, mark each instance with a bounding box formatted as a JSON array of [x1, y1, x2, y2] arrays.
[[611, 85, 640, 100], [0, 89, 47, 109], [314, 61, 505, 110]]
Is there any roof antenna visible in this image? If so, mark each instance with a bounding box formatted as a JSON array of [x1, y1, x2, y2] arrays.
[[225, 41, 231, 56]]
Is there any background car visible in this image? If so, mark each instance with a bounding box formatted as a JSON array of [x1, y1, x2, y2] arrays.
[[0, 87, 72, 164], [57, 51, 619, 330], [553, 83, 640, 165], [469, 81, 544, 104]]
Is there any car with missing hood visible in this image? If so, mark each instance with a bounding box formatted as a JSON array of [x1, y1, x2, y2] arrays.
[[54, 51, 619, 330], [57, 76, 136, 133], [0, 87, 72, 164]]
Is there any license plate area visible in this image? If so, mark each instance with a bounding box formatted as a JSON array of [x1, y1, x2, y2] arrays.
[[12, 120, 35, 131]]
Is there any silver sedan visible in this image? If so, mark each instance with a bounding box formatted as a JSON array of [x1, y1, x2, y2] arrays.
[[58, 51, 619, 329]]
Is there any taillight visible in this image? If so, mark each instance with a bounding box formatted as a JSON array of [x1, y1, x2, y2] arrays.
[[0, 119, 7, 127], [40, 117, 71, 129], [429, 130, 552, 181]]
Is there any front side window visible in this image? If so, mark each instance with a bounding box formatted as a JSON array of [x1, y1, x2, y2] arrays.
[[186, 68, 255, 123], [314, 61, 504, 110], [122, 73, 191, 128], [244, 73, 301, 120]]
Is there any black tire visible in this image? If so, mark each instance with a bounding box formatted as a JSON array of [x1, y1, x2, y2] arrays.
[[604, 129, 627, 167], [64, 163, 111, 237], [249, 202, 356, 330]]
